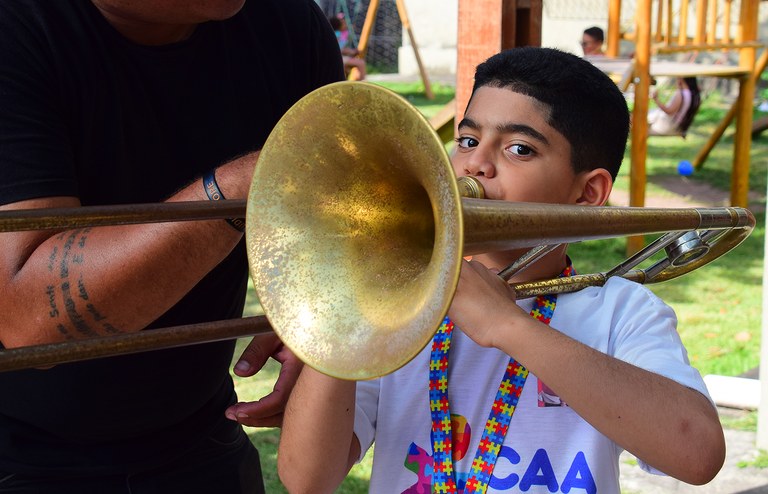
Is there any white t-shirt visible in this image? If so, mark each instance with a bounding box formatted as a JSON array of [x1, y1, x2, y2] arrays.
[[354, 277, 711, 494]]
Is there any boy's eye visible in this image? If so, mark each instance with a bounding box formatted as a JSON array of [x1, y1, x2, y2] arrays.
[[508, 143, 533, 156], [455, 136, 478, 148]]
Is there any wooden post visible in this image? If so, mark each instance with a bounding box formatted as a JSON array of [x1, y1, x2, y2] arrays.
[[678, 0, 690, 45], [694, 0, 708, 44], [456, 0, 543, 123], [627, 0, 652, 255], [456, 0, 504, 122], [356, 0, 380, 59], [607, 0, 622, 57], [724, 0, 733, 43], [707, 0, 718, 44], [730, 0, 758, 207], [654, 0, 664, 43], [395, 0, 434, 99]]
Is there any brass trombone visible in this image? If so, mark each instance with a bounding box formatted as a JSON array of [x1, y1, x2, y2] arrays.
[[0, 82, 755, 379]]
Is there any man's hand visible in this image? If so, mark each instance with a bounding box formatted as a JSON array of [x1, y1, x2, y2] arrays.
[[225, 333, 304, 427]]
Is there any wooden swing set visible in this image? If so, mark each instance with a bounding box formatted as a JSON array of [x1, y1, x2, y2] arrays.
[[345, 0, 435, 99], [451, 0, 762, 232]]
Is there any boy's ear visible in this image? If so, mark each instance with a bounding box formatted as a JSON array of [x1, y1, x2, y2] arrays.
[[574, 168, 613, 206]]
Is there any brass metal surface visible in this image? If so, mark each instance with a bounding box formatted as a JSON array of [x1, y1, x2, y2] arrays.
[[0, 200, 246, 232], [0, 317, 271, 372], [246, 82, 462, 380]]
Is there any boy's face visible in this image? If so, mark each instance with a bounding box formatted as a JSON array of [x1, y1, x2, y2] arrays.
[[453, 86, 583, 205], [581, 34, 602, 55]]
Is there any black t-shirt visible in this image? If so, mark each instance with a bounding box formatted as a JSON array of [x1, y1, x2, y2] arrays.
[[0, 0, 344, 474]]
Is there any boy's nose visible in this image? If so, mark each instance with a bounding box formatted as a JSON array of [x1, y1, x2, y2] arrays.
[[463, 151, 496, 178]]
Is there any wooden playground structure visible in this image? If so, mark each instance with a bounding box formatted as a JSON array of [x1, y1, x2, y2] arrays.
[[450, 0, 764, 220], [352, 0, 765, 253], [608, 0, 762, 212]]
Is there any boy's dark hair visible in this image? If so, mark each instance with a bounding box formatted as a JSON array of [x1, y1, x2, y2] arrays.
[[470, 47, 629, 181], [583, 26, 605, 42]]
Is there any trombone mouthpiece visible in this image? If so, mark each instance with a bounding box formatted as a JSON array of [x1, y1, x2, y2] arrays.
[[457, 176, 485, 198]]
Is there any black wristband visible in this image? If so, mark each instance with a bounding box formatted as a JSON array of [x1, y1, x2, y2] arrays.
[[203, 170, 246, 233]]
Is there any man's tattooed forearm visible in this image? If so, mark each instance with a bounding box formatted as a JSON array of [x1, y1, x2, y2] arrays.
[[78, 229, 90, 248], [47, 246, 58, 272], [46, 285, 59, 318], [56, 323, 74, 340], [77, 275, 88, 301], [61, 281, 98, 337], [47, 228, 123, 336]]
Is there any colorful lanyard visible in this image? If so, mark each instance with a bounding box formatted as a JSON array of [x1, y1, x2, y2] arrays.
[[428, 264, 575, 494]]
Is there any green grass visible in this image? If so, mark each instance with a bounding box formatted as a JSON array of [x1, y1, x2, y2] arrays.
[[737, 449, 768, 469], [235, 81, 766, 493], [373, 81, 456, 120]]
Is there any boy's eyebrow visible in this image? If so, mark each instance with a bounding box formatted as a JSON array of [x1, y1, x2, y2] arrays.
[[458, 117, 550, 145]]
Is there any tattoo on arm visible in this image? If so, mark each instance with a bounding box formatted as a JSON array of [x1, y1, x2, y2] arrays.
[[47, 228, 124, 338], [46, 285, 59, 318], [47, 246, 58, 272]]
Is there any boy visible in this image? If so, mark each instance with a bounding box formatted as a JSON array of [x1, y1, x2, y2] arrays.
[[277, 47, 725, 493], [582, 26, 605, 57]]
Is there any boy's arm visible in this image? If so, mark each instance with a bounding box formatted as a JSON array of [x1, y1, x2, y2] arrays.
[[278, 366, 361, 494], [448, 259, 725, 485]]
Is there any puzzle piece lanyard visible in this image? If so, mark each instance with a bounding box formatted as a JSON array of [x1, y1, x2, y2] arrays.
[[428, 264, 575, 494]]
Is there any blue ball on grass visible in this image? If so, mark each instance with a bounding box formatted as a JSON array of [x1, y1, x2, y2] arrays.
[[677, 160, 694, 176]]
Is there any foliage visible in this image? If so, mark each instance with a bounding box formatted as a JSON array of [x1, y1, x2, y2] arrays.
[[737, 449, 768, 469]]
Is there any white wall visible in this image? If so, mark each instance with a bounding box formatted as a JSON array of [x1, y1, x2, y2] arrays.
[[397, 0, 458, 76]]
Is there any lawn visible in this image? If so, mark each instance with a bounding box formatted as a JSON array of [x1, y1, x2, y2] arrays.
[[234, 80, 767, 492]]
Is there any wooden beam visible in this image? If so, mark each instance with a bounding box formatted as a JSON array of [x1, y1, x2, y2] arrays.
[[607, 0, 622, 57], [730, 0, 759, 208], [628, 0, 653, 255], [395, 0, 434, 99], [456, 0, 503, 122], [693, 47, 768, 169]]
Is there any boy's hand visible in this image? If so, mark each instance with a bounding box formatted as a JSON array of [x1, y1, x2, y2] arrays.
[[447, 258, 527, 348]]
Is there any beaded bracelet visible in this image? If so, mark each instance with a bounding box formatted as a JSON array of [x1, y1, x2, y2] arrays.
[[202, 170, 246, 233]]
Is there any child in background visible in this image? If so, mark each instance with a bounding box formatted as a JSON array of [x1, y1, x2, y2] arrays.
[[649, 77, 701, 136], [581, 26, 605, 57], [329, 13, 367, 81], [277, 47, 725, 494]]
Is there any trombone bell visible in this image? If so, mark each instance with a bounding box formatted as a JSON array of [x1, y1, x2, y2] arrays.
[[246, 82, 463, 380]]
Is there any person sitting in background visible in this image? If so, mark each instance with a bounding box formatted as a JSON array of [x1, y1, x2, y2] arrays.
[[329, 14, 367, 81], [649, 77, 701, 137], [582, 26, 605, 57]]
